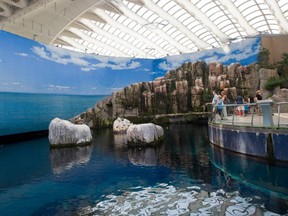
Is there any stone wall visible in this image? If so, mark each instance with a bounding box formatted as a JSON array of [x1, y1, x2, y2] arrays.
[[71, 61, 278, 129]]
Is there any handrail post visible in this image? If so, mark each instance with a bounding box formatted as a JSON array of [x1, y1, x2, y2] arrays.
[[278, 103, 281, 127], [251, 105, 255, 126]]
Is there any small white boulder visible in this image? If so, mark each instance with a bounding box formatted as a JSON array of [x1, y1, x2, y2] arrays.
[[113, 117, 133, 133], [126, 123, 164, 146], [49, 117, 93, 147]]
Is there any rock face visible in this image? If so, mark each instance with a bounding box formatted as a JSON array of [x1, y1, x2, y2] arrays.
[[272, 88, 288, 112], [126, 123, 164, 147], [72, 61, 279, 129], [113, 117, 133, 134], [49, 118, 93, 147]]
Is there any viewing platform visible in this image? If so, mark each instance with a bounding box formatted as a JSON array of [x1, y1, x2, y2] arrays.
[[208, 101, 288, 162], [210, 101, 288, 129]]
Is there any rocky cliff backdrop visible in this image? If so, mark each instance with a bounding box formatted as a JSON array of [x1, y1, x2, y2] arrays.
[[72, 61, 279, 128]]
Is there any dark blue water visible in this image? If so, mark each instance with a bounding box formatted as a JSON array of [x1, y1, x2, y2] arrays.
[[0, 92, 106, 136], [1, 124, 288, 215]]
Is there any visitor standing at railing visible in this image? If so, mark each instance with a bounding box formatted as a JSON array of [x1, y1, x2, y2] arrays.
[[221, 91, 229, 119], [248, 95, 255, 114], [235, 94, 245, 117], [216, 95, 223, 119], [255, 90, 263, 115], [211, 90, 218, 112]]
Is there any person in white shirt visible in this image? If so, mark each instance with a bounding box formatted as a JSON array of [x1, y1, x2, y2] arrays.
[[211, 90, 218, 112]]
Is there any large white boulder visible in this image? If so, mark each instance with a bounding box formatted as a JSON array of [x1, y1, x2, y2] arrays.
[[113, 117, 133, 133], [49, 117, 93, 147], [126, 123, 164, 146]]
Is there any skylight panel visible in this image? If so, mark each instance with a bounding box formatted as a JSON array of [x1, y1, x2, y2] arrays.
[[162, 1, 176, 12], [182, 16, 196, 27], [118, 31, 125, 39], [127, 21, 137, 29], [108, 26, 116, 34], [142, 10, 154, 20], [224, 28, 239, 36], [116, 15, 126, 23], [212, 15, 229, 26], [142, 30, 150, 38], [186, 20, 201, 30], [199, 32, 212, 40], [113, 29, 121, 36], [147, 13, 159, 23], [161, 24, 173, 32], [176, 12, 190, 23], [122, 18, 131, 27], [137, 27, 145, 35], [132, 24, 141, 32], [127, 37, 134, 43], [166, 27, 178, 37], [201, 2, 217, 14], [253, 22, 270, 31], [237, 0, 255, 11], [102, 25, 110, 31], [87, 43, 93, 48], [137, 7, 148, 17], [204, 6, 221, 18], [178, 37, 190, 44], [122, 34, 130, 41], [195, 0, 209, 9], [156, 0, 167, 8], [217, 19, 233, 30], [241, 5, 260, 17], [170, 30, 181, 39], [111, 41, 117, 48]]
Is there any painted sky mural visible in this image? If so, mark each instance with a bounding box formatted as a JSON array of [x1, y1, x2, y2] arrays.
[[0, 30, 261, 95]]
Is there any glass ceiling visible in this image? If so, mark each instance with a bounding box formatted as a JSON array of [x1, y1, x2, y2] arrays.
[[0, 0, 288, 58]]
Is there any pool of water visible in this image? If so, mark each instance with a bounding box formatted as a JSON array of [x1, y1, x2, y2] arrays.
[[0, 124, 287, 215]]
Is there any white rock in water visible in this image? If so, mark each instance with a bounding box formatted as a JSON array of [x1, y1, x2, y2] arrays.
[[126, 123, 164, 146], [49, 117, 93, 147], [113, 117, 133, 133]]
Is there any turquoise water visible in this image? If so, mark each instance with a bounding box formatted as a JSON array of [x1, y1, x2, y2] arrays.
[[0, 92, 106, 136], [0, 124, 288, 215]]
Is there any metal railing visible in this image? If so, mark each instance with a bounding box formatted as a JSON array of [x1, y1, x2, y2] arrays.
[[207, 101, 288, 128]]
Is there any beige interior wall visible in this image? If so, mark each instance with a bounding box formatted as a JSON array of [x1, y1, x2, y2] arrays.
[[261, 35, 288, 64]]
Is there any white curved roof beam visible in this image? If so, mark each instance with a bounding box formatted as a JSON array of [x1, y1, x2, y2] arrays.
[[263, 0, 288, 33], [79, 18, 148, 57], [111, 0, 189, 53], [0, 2, 13, 17], [218, 0, 258, 36], [174, 0, 230, 43], [93, 8, 167, 56], [140, 0, 210, 50], [68, 28, 129, 56], [81, 12, 107, 24], [59, 35, 119, 56], [1, 0, 28, 8], [61, 30, 82, 39]]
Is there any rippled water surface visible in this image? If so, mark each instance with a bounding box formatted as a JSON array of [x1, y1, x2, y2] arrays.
[[0, 124, 288, 215]]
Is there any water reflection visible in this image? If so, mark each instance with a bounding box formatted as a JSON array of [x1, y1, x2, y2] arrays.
[[127, 147, 160, 166], [210, 144, 288, 214], [50, 145, 92, 174], [113, 133, 127, 147]]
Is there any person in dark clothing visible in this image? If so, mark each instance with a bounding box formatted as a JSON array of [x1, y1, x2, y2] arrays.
[[248, 95, 255, 114], [255, 90, 262, 101], [235, 94, 245, 116], [255, 90, 262, 115]]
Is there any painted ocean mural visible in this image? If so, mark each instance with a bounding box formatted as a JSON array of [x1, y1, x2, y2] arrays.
[[0, 30, 260, 95]]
